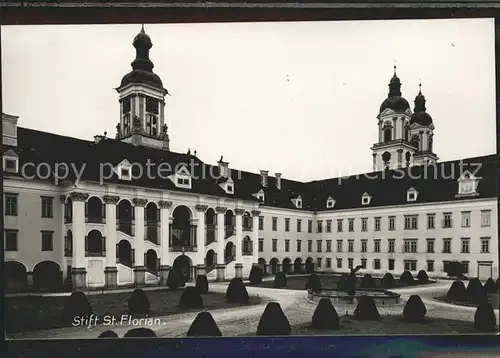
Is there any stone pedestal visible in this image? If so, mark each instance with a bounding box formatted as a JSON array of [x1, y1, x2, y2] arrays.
[[235, 263, 243, 278], [133, 266, 147, 286], [26, 272, 34, 288], [196, 264, 206, 277], [159, 265, 171, 286], [215, 264, 226, 281], [71, 267, 87, 289], [104, 266, 118, 289]]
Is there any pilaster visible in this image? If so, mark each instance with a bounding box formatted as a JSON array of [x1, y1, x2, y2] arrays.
[[215, 206, 227, 265], [132, 198, 147, 276], [70, 192, 88, 273], [159, 200, 172, 267], [196, 204, 208, 266], [251, 210, 261, 264], [234, 208, 244, 265]]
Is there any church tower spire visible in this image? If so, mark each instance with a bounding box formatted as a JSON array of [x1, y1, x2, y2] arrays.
[[115, 25, 170, 151]]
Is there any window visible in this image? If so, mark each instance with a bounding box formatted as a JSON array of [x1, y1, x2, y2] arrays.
[[361, 258, 367, 269], [388, 216, 395, 231], [41, 231, 54, 251], [317, 240, 322, 252], [317, 221, 323, 233], [481, 237, 490, 253], [348, 240, 354, 252], [146, 113, 158, 135], [177, 178, 189, 185], [4, 157, 18, 172], [5, 193, 18, 216], [308, 220, 312, 233], [258, 239, 264, 252], [5, 230, 18, 251], [326, 240, 332, 252], [404, 239, 418, 253], [442, 238, 451, 253], [461, 211, 471, 228], [361, 193, 371, 205], [426, 239, 435, 253], [272, 239, 277, 252], [388, 239, 395, 253], [285, 239, 290, 252], [296, 240, 301, 252], [272, 217, 277, 231], [285, 218, 290, 232], [427, 214, 435, 229], [361, 218, 368, 232], [258, 194, 264, 201], [258, 216, 264, 230], [404, 215, 418, 230], [327, 197, 335, 208], [326, 220, 332, 233], [374, 259, 381, 270], [407, 188, 418, 202], [374, 217, 381, 231], [336, 240, 343, 252], [427, 260, 434, 272], [317, 257, 322, 268], [227, 185, 233, 193], [348, 258, 354, 269], [404, 261, 417, 271], [388, 259, 395, 271], [307, 240, 312, 252], [296, 199, 302, 208], [337, 258, 342, 268], [462, 261, 469, 275], [64, 234, 73, 256], [348, 218, 354, 232], [337, 219, 343, 232], [361, 240, 367, 253], [374, 239, 381, 253], [442, 213, 452, 228], [297, 219, 302, 232], [481, 210, 491, 227], [41, 197, 54, 218], [122, 169, 130, 177], [326, 258, 332, 268], [461, 238, 470, 253]]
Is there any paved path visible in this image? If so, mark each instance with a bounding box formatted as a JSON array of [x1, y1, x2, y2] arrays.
[[8, 278, 498, 339]]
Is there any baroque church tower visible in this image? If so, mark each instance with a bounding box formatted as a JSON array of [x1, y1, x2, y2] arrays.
[[115, 25, 170, 150], [371, 66, 437, 171]]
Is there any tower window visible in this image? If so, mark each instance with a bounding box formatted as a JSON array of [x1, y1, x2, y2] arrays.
[[122, 96, 131, 113], [383, 128, 392, 142], [123, 114, 131, 135], [146, 114, 158, 136], [404, 127, 409, 141]]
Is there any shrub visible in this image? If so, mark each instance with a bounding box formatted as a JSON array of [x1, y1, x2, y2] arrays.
[[311, 298, 340, 330], [402, 295, 427, 322], [445, 261, 466, 278], [128, 288, 150, 315], [353, 296, 380, 321], [474, 302, 497, 332], [417, 270, 429, 283], [179, 287, 204, 309], [399, 271, 414, 286], [305, 274, 322, 291], [61, 291, 93, 325], [195, 275, 209, 294], [467, 278, 488, 304], [249, 266, 263, 284], [98, 330, 119, 338], [123, 328, 157, 337], [274, 272, 287, 288], [186, 311, 222, 337], [226, 278, 250, 304], [381, 273, 396, 289], [256, 302, 291, 335], [483, 278, 497, 294], [447, 280, 468, 301], [167, 267, 186, 289], [360, 274, 376, 289]]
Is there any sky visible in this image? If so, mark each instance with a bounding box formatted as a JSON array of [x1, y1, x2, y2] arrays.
[[1, 18, 496, 181]]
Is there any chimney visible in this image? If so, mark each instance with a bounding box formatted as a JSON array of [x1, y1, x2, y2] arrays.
[[275, 173, 282, 190], [260, 170, 269, 187], [2, 113, 18, 147], [218, 156, 229, 178]]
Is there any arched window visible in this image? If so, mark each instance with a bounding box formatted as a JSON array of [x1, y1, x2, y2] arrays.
[[383, 128, 392, 142]]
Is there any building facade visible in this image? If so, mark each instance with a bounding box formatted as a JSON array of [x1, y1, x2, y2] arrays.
[[3, 27, 498, 291]]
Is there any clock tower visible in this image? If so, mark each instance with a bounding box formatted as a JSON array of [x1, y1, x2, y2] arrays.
[[115, 25, 170, 150]]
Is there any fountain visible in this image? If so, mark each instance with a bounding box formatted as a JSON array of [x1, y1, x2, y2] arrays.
[[307, 266, 401, 306]]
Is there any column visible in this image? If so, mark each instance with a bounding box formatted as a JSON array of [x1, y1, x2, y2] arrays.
[[234, 209, 244, 278], [103, 195, 120, 288], [70, 191, 89, 289], [397, 149, 403, 167], [196, 205, 208, 277], [251, 210, 261, 267], [158, 200, 172, 285], [215, 206, 227, 281], [132, 198, 147, 286]]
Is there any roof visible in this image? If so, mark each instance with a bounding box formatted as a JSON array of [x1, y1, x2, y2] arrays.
[[6, 127, 498, 212]]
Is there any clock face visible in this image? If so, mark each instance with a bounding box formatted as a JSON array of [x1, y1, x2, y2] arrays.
[[146, 97, 159, 114]]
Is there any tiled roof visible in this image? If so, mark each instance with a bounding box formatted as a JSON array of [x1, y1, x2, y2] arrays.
[[7, 127, 498, 211]]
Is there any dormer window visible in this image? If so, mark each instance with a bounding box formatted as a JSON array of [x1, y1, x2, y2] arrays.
[[296, 199, 302, 208], [116, 160, 132, 181], [361, 192, 371, 205], [253, 189, 265, 202], [456, 170, 479, 197], [3, 150, 18, 173], [326, 196, 335, 209], [407, 187, 418, 202], [227, 185, 233, 193], [169, 165, 192, 189], [177, 178, 190, 185], [219, 178, 234, 194], [258, 194, 264, 201], [291, 195, 302, 209]]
